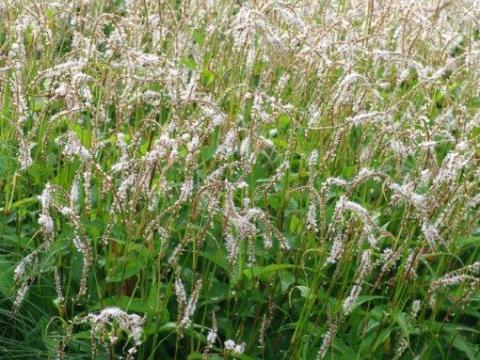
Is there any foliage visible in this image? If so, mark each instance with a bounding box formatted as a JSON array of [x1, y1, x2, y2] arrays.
[[0, 1, 479, 359]]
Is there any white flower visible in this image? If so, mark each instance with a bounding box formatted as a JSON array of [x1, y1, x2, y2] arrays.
[[80, 307, 145, 346], [225, 339, 246, 354], [306, 202, 318, 232], [224, 339, 236, 350], [13, 282, 30, 311], [38, 184, 53, 209], [342, 284, 362, 315], [207, 328, 217, 344], [14, 253, 34, 282], [175, 277, 187, 310], [421, 222, 440, 250], [411, 300, 421, 319], [56, 131, 91, 161], [70, 176, 80, 206], [38, 214, 54, 235], [18, 139, 34, 170], [179, 178, 194, 202]]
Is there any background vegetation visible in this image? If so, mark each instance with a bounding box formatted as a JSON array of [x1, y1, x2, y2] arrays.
[[0, 0, 479, 359]]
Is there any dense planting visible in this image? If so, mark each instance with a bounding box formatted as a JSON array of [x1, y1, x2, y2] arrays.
[[0, 1, 479, 359]]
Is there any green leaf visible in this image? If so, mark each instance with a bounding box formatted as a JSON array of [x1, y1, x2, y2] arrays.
[[458, 236, 480, 248], [181, 57, 197, 70], [200, 69, 215, 87], [187, 352, 203, 360], [451, 334, 479, 360], [91, 296, 150, 314], [144, 322, 206, 342], [350, 295, 385, 313], [392, 311, 411, 336], [294, 285, 310, 298], [279, 270, 295, 292], [200, 251, 228, 270], [289, 214, 302, 233], [200, 145, 217, 162], [243, 264, 299, 280], [0, 257, 15, 298], [333, 338, 358, 359], [106, 258, 144, 282], [192, 29, 205, 45]]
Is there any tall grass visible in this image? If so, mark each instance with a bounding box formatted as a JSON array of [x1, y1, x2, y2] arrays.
[[0, 0, 479, 359]]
